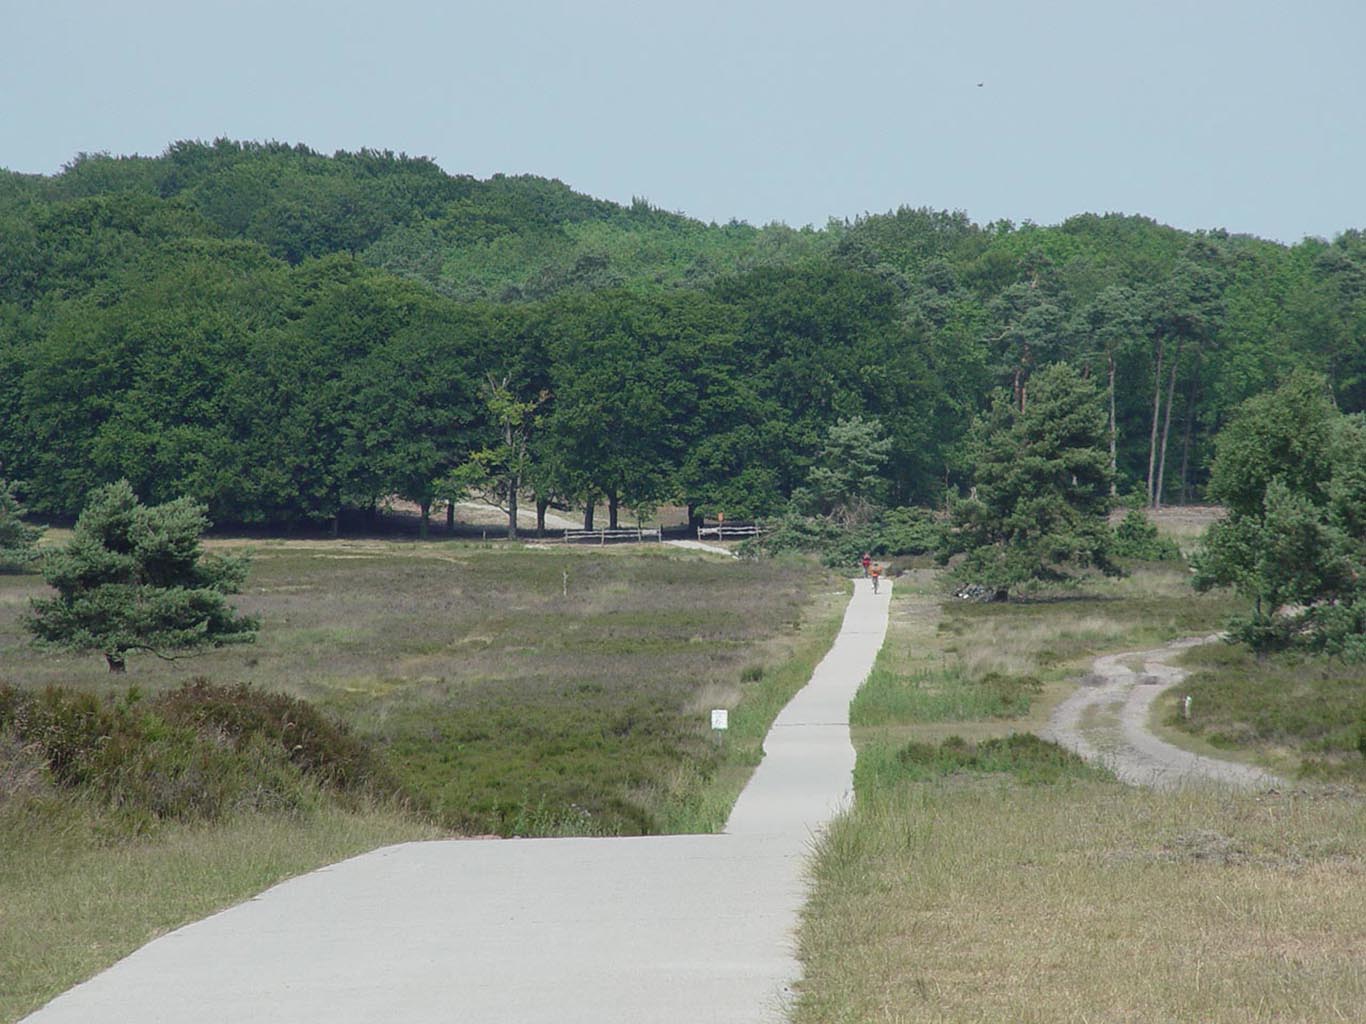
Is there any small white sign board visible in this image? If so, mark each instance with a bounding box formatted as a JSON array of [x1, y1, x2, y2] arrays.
[[710, 709, 729, 731]]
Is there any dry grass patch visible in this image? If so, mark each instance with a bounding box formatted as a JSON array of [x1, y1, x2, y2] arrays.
[[798, 783, 1366, 1024]]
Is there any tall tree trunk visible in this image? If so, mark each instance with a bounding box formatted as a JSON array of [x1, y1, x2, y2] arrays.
[[1178, 376, 1199, 505], [505, 418, 519, 540], [1108, 349, 1118, 497], [419, 500, 430, 540], [536, 496, 548, 538], [1154, 339, 1183, 510], [608, 491, 619, 530], [1146, 337, 1166, 507], [687, 503, 702, 535], [583, 498, 595, 530], [446, 500, 455, 533]]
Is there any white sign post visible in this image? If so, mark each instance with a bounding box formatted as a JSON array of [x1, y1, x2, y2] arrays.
[[710, 709, 729, 731]]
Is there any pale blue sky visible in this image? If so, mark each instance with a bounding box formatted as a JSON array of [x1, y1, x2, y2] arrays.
[[4, 0, 1363, 242]]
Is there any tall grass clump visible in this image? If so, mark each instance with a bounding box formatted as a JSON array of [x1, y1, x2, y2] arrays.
[[854, 733, 1109, 792], [852, 662, 1043, 725]]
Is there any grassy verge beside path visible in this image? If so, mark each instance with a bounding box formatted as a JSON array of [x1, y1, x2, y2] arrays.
[[801, 782, 1365, 1023], [795, 563, 1366, 1023]]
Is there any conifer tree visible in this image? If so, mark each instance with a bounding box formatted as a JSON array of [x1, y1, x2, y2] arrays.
[[0, 479, 43, 572], [945, 363, 1118, 599], [27, 480, 257, 672]]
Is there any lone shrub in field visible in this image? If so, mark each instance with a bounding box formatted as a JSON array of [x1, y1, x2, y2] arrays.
[[156, 679, 394, 792], [894, 733, 1106, 784], [26, 480, 258, 672]]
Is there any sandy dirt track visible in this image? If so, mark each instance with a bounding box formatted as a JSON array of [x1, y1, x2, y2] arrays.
[[1043, 636, 1283, 790]]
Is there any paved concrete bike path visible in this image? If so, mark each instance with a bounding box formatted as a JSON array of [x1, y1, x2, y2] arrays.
[[24, 580, 891, 1024]]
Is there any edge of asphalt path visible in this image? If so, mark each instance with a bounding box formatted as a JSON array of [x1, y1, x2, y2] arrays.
[[1043, 635, 1283, 791], [22, 580, 892, 1024]]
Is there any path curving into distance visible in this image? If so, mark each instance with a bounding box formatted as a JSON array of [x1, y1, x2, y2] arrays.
[[1043, 635, 1282, 791], [23, 580, 891, 1024]]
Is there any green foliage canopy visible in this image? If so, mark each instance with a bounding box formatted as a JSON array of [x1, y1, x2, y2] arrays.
[[26, 481, 258, 672], [1193, 373, 1365, 658], [945, 363, 1118, 597]]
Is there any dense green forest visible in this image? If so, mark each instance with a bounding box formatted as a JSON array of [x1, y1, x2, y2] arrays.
[[1, 139, 1363, 530]]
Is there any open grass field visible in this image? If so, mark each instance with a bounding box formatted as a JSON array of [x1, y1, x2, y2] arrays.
[[797, 555, 1366, 1023], [0, 537, 840, 1022]]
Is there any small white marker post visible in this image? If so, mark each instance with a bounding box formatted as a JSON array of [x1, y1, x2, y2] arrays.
[[711, 709, 729, 731], [1183, 694, 1192, 719]]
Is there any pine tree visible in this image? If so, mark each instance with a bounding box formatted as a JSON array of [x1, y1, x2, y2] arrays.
[[0, 480, 44, 572], [946, 363, 1118, 599], [26, 480, 257, 672]]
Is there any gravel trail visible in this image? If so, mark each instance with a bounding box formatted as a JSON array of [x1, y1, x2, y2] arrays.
[[1042, 636, 1283, 790]]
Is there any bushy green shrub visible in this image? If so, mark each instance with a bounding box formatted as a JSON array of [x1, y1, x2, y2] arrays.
[[156, 679, 391, 792], [0, 681, 397, 826], [1111, 508, 1182, 561], [0, 480, 42, 573]]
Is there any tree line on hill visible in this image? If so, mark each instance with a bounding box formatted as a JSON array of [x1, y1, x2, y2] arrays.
[[1, 139, 1363, 537]]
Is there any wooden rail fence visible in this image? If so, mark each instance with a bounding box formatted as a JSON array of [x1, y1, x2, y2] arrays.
[[562, 527, 663, 544], [696, 524, 763, 541]]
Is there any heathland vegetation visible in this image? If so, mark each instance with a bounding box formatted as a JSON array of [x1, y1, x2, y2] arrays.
[[0, 541, 841, 1020]]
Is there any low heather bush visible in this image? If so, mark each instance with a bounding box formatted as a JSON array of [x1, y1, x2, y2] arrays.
[[0, 681, 398, 827]]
